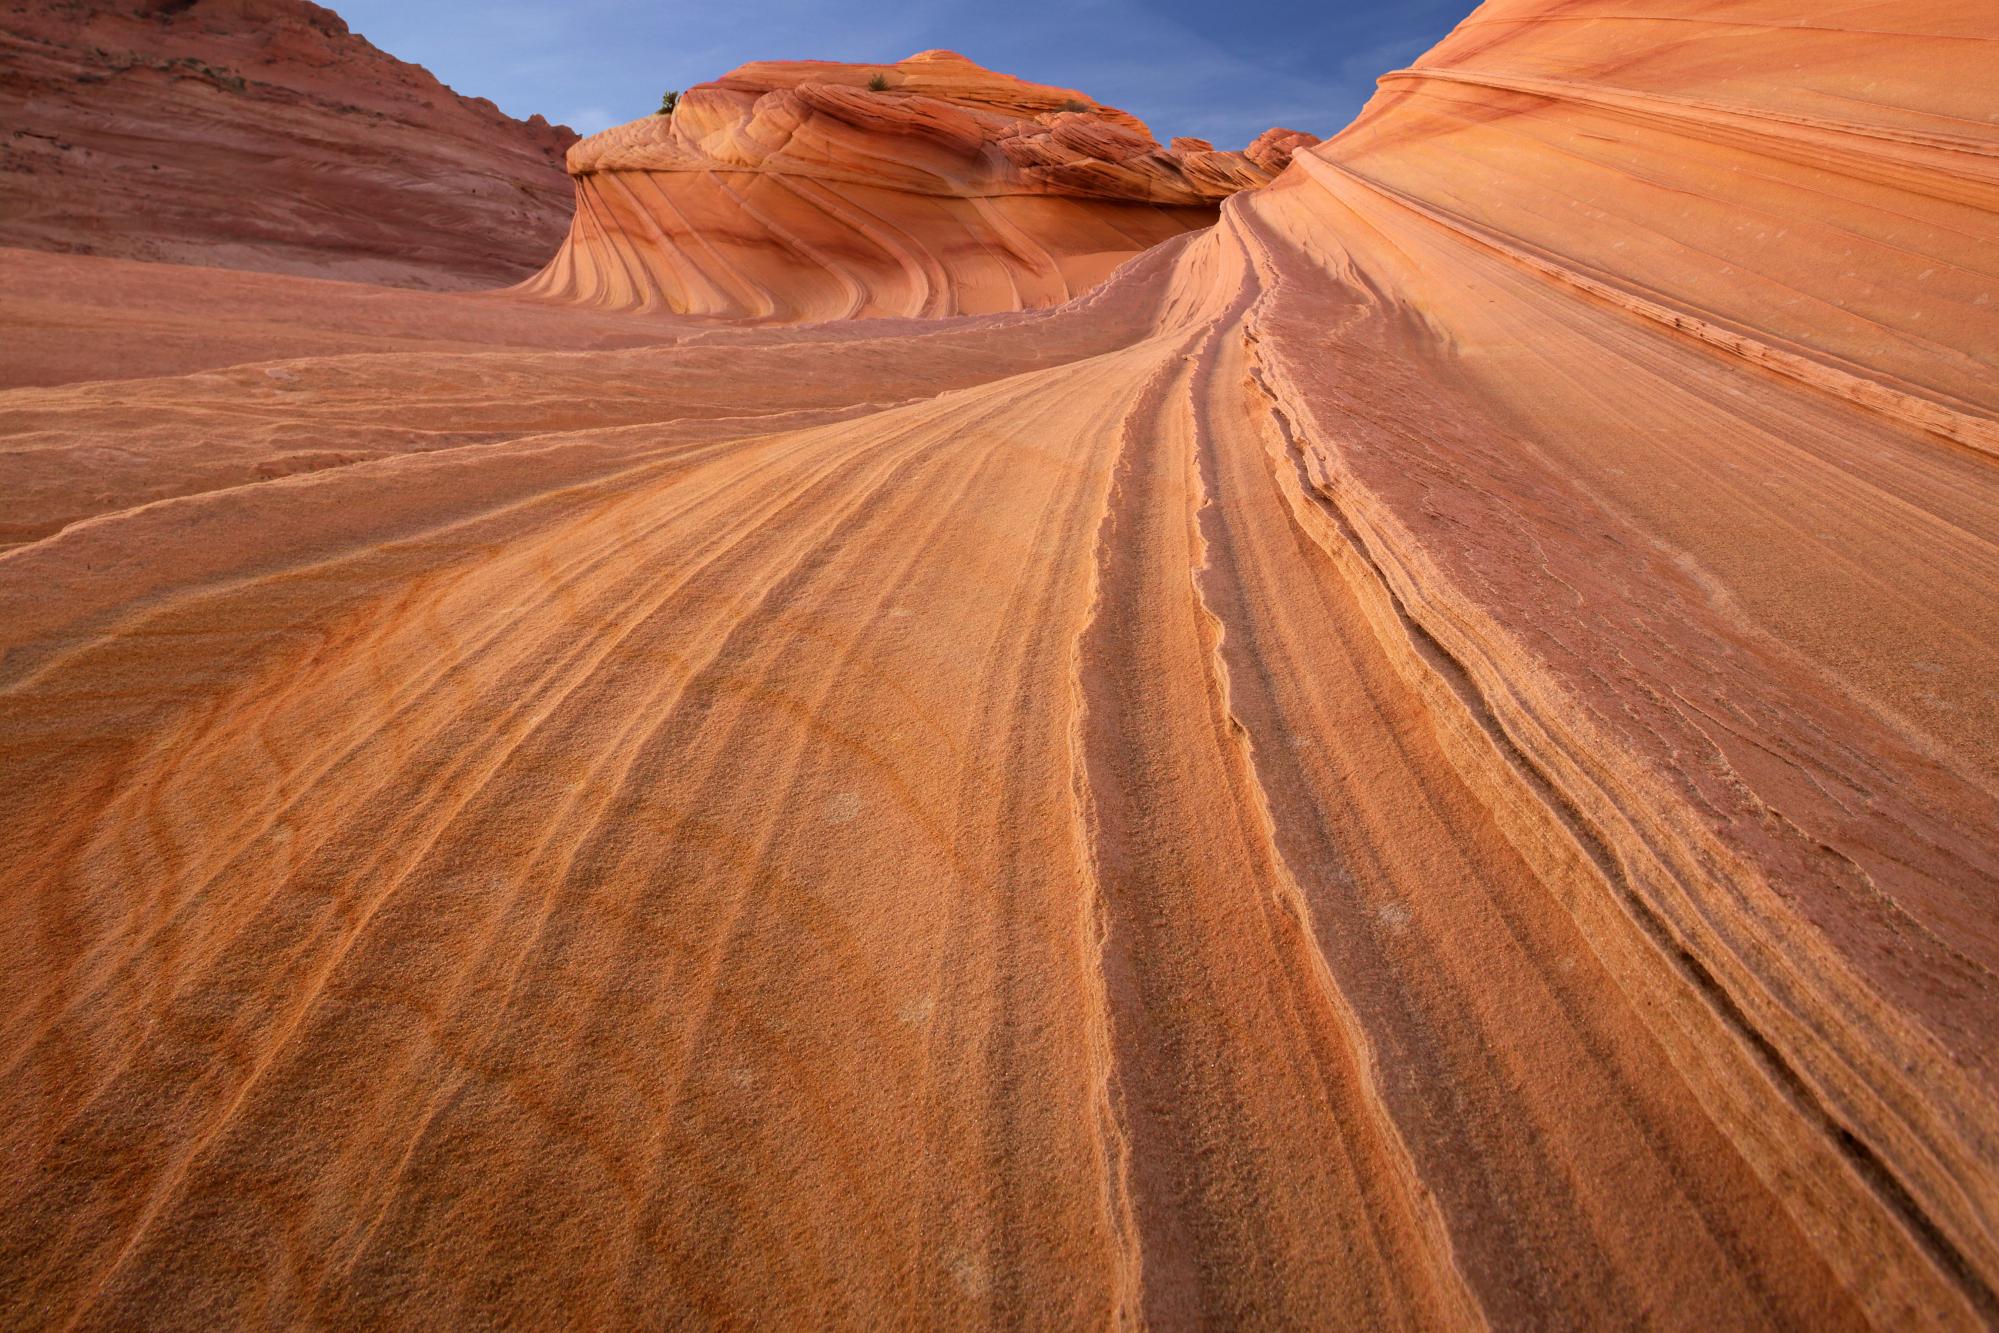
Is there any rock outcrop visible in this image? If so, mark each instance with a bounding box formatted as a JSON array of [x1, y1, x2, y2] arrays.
[[0, 0, 578, 288], [518, 49, 1312, 318], [1212, 0, 1999, 1321], [0, 0, 1996, 1327]]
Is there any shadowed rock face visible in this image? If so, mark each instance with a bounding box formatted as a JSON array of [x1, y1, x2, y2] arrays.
[[0, 0, 1997, 1328], [517, 49, 1316, 318], [0, 0, 578, 288]]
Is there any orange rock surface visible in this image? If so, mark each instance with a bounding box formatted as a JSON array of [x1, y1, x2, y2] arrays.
[[518, 49, 1309, 318], [0, 0, 577, 288], [1, 0, 1996, 1327]]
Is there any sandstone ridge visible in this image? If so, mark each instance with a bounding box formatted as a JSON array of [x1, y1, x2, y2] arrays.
[[0, 0, 1995, 1327], [519, 49, 1317, 318]]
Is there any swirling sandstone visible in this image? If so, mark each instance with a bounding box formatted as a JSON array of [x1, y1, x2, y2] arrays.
[[0, 0, 1995, 1327], [517, 49, 1312, 318]]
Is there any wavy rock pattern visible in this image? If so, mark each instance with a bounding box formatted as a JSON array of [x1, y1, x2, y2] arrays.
[[0, 0, 578, 288], [1, 0, 1996, 1327], [516, 50, 1310, 319]]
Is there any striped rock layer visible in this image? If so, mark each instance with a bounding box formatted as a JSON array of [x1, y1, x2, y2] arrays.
[[0, 0, 1996, 1327], [515, 49, 1315, 319]]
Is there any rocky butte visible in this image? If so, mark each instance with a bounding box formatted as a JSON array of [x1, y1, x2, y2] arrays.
[[520, 48, 1319, 319], [0, 0, 1994, 1327]]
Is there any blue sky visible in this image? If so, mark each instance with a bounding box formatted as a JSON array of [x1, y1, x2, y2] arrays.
[[332, 0, 1471, 148]]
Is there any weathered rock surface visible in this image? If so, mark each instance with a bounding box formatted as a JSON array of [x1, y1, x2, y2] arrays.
[[0, 0, 578, 288], [1224, 1, 1999, 1321], [519, 49, 1305, 318], [0, 0, 1996, 1327]]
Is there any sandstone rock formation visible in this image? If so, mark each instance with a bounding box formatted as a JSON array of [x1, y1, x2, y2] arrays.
[[0, 0, 1996, 1327], [518, 49, 1312, 318], [1197, 1, 1999, 1321], [0, 0, 578, 288]]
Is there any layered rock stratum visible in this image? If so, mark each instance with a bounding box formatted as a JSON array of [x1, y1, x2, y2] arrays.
[[1, 0, 1996, 1327], [0, 0, 578, 287], [518, 49, 1315, 318]]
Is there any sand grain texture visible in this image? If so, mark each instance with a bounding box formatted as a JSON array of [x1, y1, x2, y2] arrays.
[[0, 0, 1996, 1327]]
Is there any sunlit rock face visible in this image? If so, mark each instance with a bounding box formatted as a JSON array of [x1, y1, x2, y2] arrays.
[[1219, 1, 1999, 1322], [1296, 0, 1997, 450], [0, 0, 578, 288], [517, 49, 1311, 318], [1, 0, 1997, 1328]]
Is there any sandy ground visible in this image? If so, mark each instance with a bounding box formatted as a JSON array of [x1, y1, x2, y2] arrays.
[[0, 0, 1994, 1327]]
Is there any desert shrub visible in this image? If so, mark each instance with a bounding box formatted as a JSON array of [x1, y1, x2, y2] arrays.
[[1062, 98, 1089, 113], [658, 89, 679, 116], [867, 73, 889, 92]]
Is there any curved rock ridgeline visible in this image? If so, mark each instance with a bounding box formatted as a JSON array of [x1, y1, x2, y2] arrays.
[[1224, 0, 1999, 1320], [1, 0, 1996, 1327], [517, 49, 1316, 319]]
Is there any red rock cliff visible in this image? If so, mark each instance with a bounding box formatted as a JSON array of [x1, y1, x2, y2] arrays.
[[0, 0, 579, 288]]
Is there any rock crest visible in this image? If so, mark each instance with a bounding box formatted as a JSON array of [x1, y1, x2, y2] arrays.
[[522, 50, 1311, 318]]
